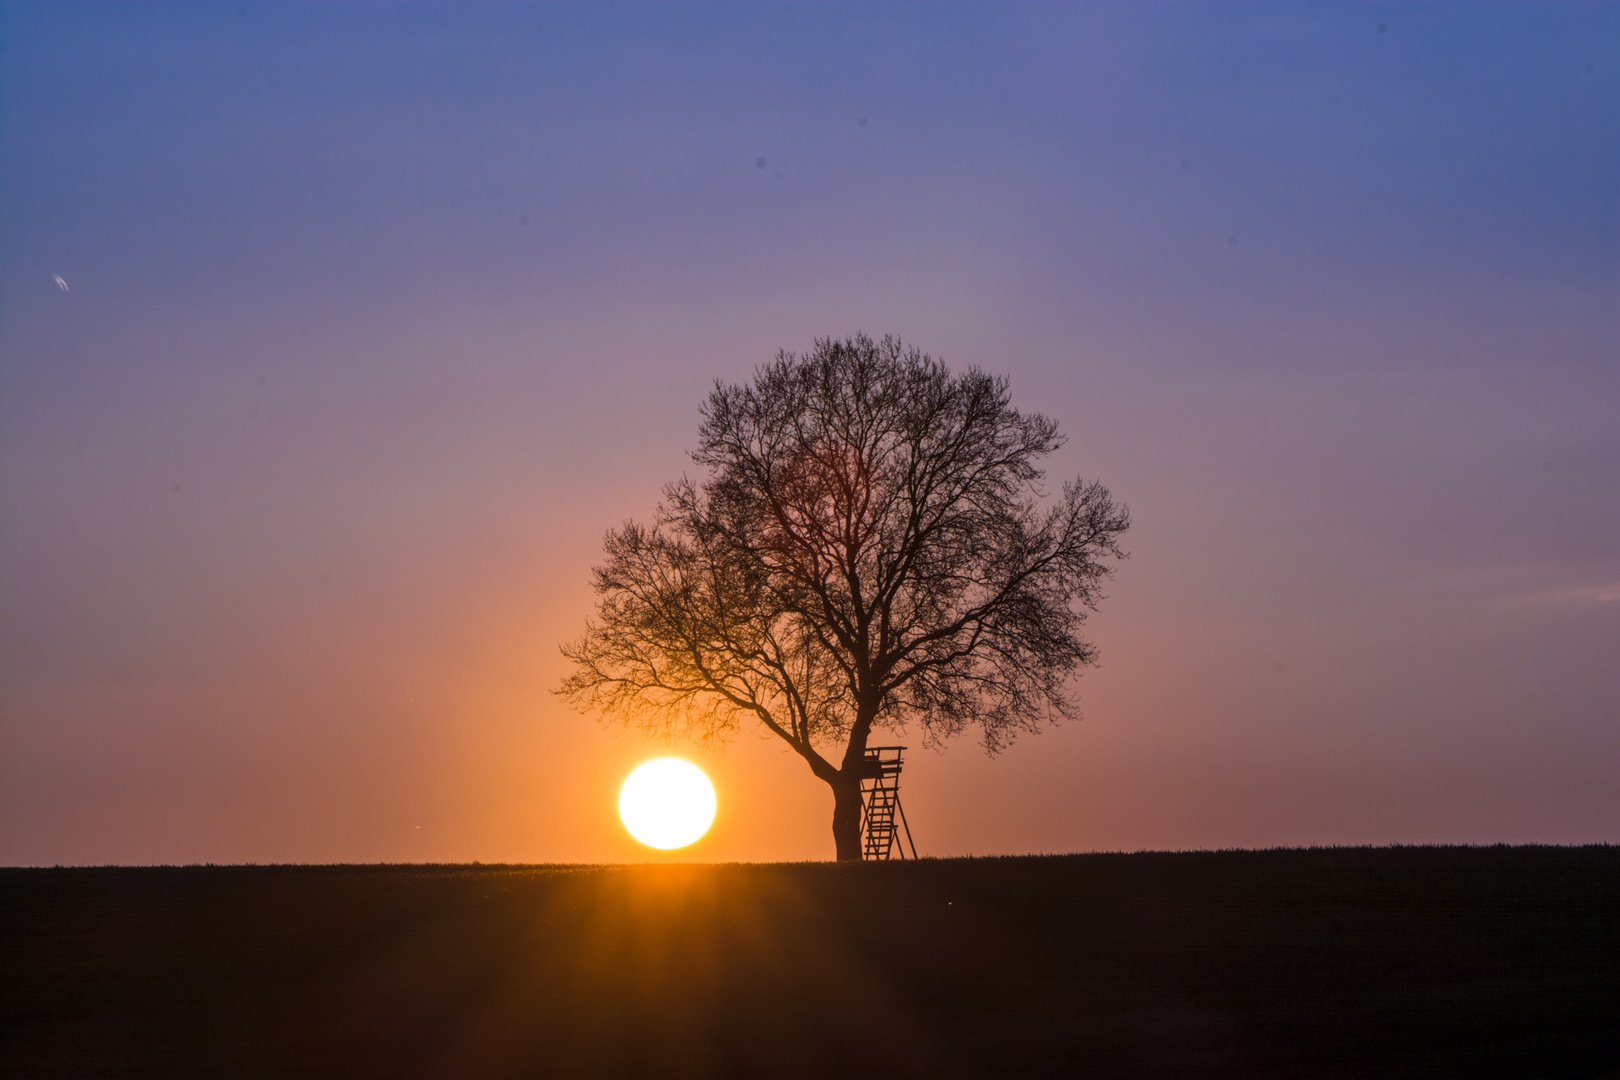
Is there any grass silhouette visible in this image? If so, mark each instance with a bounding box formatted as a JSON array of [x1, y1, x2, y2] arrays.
[[5, 846, 1617, 1078]]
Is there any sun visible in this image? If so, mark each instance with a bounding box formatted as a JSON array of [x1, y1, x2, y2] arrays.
[[618, 758, 717, 850]]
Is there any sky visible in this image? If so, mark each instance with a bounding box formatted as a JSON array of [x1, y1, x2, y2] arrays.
[[1, 2, 1615, 866]]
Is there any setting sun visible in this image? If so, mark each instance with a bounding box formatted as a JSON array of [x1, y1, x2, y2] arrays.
[[618, 758, 717, 850]]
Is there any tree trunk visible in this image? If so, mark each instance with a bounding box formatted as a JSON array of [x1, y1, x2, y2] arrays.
[[831, 774, 864, 861]]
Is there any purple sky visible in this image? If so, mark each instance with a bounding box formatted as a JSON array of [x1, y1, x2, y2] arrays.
[[1, 2, 1616, 865]]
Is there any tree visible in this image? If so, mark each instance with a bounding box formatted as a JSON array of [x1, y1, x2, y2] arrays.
[[559, 335, 1130, 860]]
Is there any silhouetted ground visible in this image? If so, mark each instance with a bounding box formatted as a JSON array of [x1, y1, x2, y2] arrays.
[[3, 846, 1617, 1078]]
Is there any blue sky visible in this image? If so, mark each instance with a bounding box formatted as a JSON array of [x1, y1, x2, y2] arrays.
[[2, 2, 1616, 863]]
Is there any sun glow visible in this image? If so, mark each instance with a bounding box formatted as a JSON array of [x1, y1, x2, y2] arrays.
[[618, 758, 717, 849]]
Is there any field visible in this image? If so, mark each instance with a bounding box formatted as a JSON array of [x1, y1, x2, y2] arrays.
[[4, 846, 1618, 1078]]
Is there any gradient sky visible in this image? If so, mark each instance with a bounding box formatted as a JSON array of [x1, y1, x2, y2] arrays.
[[1, 2, 1615, 866]]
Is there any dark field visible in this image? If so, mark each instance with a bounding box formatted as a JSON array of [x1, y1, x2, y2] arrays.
[[4, 847, 1618, 1079]]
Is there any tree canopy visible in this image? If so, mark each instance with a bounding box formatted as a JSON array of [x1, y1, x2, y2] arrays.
[[560, 334, 1129, 858]]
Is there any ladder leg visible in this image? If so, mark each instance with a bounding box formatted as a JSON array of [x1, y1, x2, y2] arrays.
[[897, 798, 917, 859]]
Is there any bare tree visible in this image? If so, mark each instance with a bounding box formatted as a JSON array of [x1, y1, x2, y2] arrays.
[[560, 335, 1129, 860]]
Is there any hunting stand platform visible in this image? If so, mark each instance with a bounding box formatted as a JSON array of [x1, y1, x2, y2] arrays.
[[858, 746, 918, 860]]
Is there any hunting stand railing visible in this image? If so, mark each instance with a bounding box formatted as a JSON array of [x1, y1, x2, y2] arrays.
[[858, 746, 918, 860]]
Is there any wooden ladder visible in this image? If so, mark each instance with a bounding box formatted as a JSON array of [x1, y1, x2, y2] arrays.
[[859, 746, 918, 860]]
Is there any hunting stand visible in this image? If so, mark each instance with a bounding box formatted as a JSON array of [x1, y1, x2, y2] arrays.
[[858, 746, 918, 860]]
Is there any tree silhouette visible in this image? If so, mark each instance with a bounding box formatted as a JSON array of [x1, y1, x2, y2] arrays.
[[560, 335, 1130, 859]]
